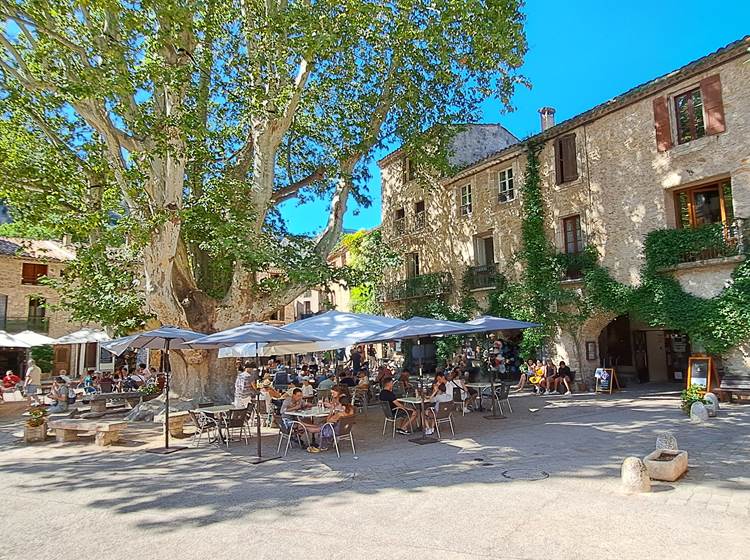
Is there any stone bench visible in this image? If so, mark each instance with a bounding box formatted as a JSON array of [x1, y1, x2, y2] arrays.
[[163, 411, 192, 438], [85, 392, 141, 413], [48, 419, 128, 446]]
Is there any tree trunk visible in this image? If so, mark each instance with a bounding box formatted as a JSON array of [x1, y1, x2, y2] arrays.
[[169, 348, 236, 403]]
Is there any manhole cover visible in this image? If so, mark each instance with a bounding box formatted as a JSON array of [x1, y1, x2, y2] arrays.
[[502, 469, 549, 481]]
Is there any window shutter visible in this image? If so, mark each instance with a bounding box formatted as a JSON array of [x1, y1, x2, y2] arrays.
[[652, 96, 673, 152], [562, 134, 578, 182], [455, 187, 462, 217], [554, 139, 563, 184], [700, 74, 726, 135]]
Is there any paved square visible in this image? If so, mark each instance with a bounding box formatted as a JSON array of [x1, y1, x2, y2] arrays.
[[1, 388, 748, 559]]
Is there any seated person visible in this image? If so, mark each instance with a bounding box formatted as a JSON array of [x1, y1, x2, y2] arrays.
[[280, 388, 311, 430], [273, 367, 290, 387], [424, 383, 453, 436], [356, 372, 370, 388], [375, 365, 392, 385], [47, 377, 69, 413], [398, 370, 413, 394], [301, 377, 315, 398], [303, 395, 356, 453], [2, 370, 21, 390], [379, 377, 418, 435], [553, 361, 573, 395], [446, 370, 475, 412], [540, 359, 557, 395], [317, 373, 336, 390], [339, 371, 356, 387], [512, 359, 535, 392]]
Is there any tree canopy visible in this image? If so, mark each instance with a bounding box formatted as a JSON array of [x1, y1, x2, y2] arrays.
[[0, 0, 527, 339]]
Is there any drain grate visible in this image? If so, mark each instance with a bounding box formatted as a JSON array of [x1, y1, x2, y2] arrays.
[[502, 468, 549, 481]]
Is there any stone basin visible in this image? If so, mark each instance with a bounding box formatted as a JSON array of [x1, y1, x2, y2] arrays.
[[643, 449, 688, 482]]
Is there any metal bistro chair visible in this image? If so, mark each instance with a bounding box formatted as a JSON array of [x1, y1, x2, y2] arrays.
[[273, 414, 310, 456], [352, 387, 369, 415], [427, 401, 456, 439], [188, 410, 219, 448], [493, 383, 513, 415], [221, 407, 251, 447], [380, 401, 414, 437], [452, 386, 469, 416], [323, 418, 356, 459]]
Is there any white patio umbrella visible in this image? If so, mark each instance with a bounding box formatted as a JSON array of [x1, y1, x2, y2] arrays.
[[0, 330, 31, 348], [466, 316, 541, 331], [14, 330, 56, 347], [102, 326, 206, 455], [53, 328, 111, 344], [188, 322, 323, 462], [217, 310, 405, 357]]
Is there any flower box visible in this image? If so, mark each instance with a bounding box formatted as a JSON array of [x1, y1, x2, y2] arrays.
[[643, 449, 688, 482]]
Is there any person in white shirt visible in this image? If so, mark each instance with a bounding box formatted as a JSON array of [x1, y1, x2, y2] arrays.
[[445, 370, 474, 413], [301, 377, 315, 398], [24, 359, 42, 405], [424, 383, 453, 436]]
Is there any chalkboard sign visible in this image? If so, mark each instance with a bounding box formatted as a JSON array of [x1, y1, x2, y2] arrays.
[[595, 368, 620, 394], [687, 356, 713, 392]]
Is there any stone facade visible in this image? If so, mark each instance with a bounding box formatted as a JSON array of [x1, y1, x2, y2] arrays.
[[378, 37, 750, 381]]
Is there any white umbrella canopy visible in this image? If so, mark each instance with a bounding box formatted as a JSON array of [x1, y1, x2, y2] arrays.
[[0, 330, 31, 348], [358, 316, 485, 344], [217, 310, 406, 357], [54, 328, 111, 345], [188, 322, 323, 349], [466, 316, 541, 331], [102, 326, 207, 356], [14, 330, 56, 347]]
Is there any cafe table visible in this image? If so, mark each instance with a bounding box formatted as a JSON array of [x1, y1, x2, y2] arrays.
[[465, 383, 493, 411], [193, 405, 236, 444], [284, 406, 331, 420]]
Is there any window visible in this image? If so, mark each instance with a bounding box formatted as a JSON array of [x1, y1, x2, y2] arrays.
[[270, 307, 286, 321], [394, 208, 406, 235], [406, 252, 420, 278], [99, 347, 113, 365], [27, 297, 46, 330], [563, 215, 584, 254], [22, 263, 48, 285], [402, 158, 416, 183], [459, 184, 472, 216], [473, 234, 495, 266], [304, 301, 312, 314], [675, 180, 733, 229], [554, 134, 578, 184], [413, 200, 426, 231], [674, 87, 705, 144], [498, 168, 514, 203]]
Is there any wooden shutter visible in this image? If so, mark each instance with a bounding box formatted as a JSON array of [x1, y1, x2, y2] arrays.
[[653, 96, 673, 152], [700, 74, 726, 135], [561, 134, 578, 182], [554, 139, 562, 184]]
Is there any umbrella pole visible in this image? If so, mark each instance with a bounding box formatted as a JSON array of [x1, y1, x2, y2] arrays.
[[410, 336, 437, 445], [249, 340, 279, 464], [147, 338, 187, 454]]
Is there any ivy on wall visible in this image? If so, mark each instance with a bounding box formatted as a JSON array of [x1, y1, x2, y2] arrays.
[[488, 140, 750, 358]]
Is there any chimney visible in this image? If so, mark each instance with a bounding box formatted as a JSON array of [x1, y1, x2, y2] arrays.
[[539, 107, 556, 132]]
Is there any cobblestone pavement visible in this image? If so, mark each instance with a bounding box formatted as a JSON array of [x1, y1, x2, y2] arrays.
[[1, 386, 748, 560]]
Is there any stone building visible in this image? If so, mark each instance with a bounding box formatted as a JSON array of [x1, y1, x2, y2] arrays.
[[378, 36, 750, 385]]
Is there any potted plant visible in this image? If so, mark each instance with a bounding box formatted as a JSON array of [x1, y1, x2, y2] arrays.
[[138, 383, 161, 402], [680, 384, 706, 414], [24, 406, 48, 443]]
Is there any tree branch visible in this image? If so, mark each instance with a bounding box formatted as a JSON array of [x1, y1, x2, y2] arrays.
[[270, 166, 327, 203]]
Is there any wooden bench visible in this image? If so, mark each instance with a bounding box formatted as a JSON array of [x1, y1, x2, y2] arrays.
[[84, 392, 141, 413], [49, 419, 128, 446], [714, 375, 750, 403]]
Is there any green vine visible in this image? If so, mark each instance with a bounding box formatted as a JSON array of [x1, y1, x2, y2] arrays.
[[489, 141, 750, 359]]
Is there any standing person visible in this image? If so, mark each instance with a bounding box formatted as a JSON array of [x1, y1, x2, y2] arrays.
[[233, 366, 257, 408], [350, 345, 362, 375], [24, 359, 42, 405]]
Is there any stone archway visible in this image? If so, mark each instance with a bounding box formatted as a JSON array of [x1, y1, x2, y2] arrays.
[[554, 311, 617, 385]]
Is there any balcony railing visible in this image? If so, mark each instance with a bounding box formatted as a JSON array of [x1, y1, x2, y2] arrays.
[[412, 211, 426, 233], [465, 263, 500, 290], [1, 316, 50, 334], [393, 217, 406, 237], [648, 219, 749, 269], [379, 272, 453, 302]]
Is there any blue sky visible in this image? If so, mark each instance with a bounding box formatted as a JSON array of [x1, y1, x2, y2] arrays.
[[280, 0, 750, 235]]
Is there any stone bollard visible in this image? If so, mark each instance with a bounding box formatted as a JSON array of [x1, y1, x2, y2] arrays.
[[621, 457, 651, 493], [690, 401, 709, 423], [655, 431, 678, 451], [703, 393, 719, 417]]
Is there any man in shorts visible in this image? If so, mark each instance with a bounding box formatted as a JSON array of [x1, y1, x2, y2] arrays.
[[379, 377, 417, 434]]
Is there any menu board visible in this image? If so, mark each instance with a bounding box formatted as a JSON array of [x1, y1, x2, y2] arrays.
[[595, 368, 620, 394], [687, 356, 713, 391]]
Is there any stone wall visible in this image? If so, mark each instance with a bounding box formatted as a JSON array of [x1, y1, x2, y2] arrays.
[[379, 49, 750, 375]]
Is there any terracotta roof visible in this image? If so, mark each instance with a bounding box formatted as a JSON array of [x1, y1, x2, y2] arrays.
[[0, 237, 75, 262]]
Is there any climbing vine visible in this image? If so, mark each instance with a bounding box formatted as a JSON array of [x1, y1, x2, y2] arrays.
[[488, 141, 750, 359]]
